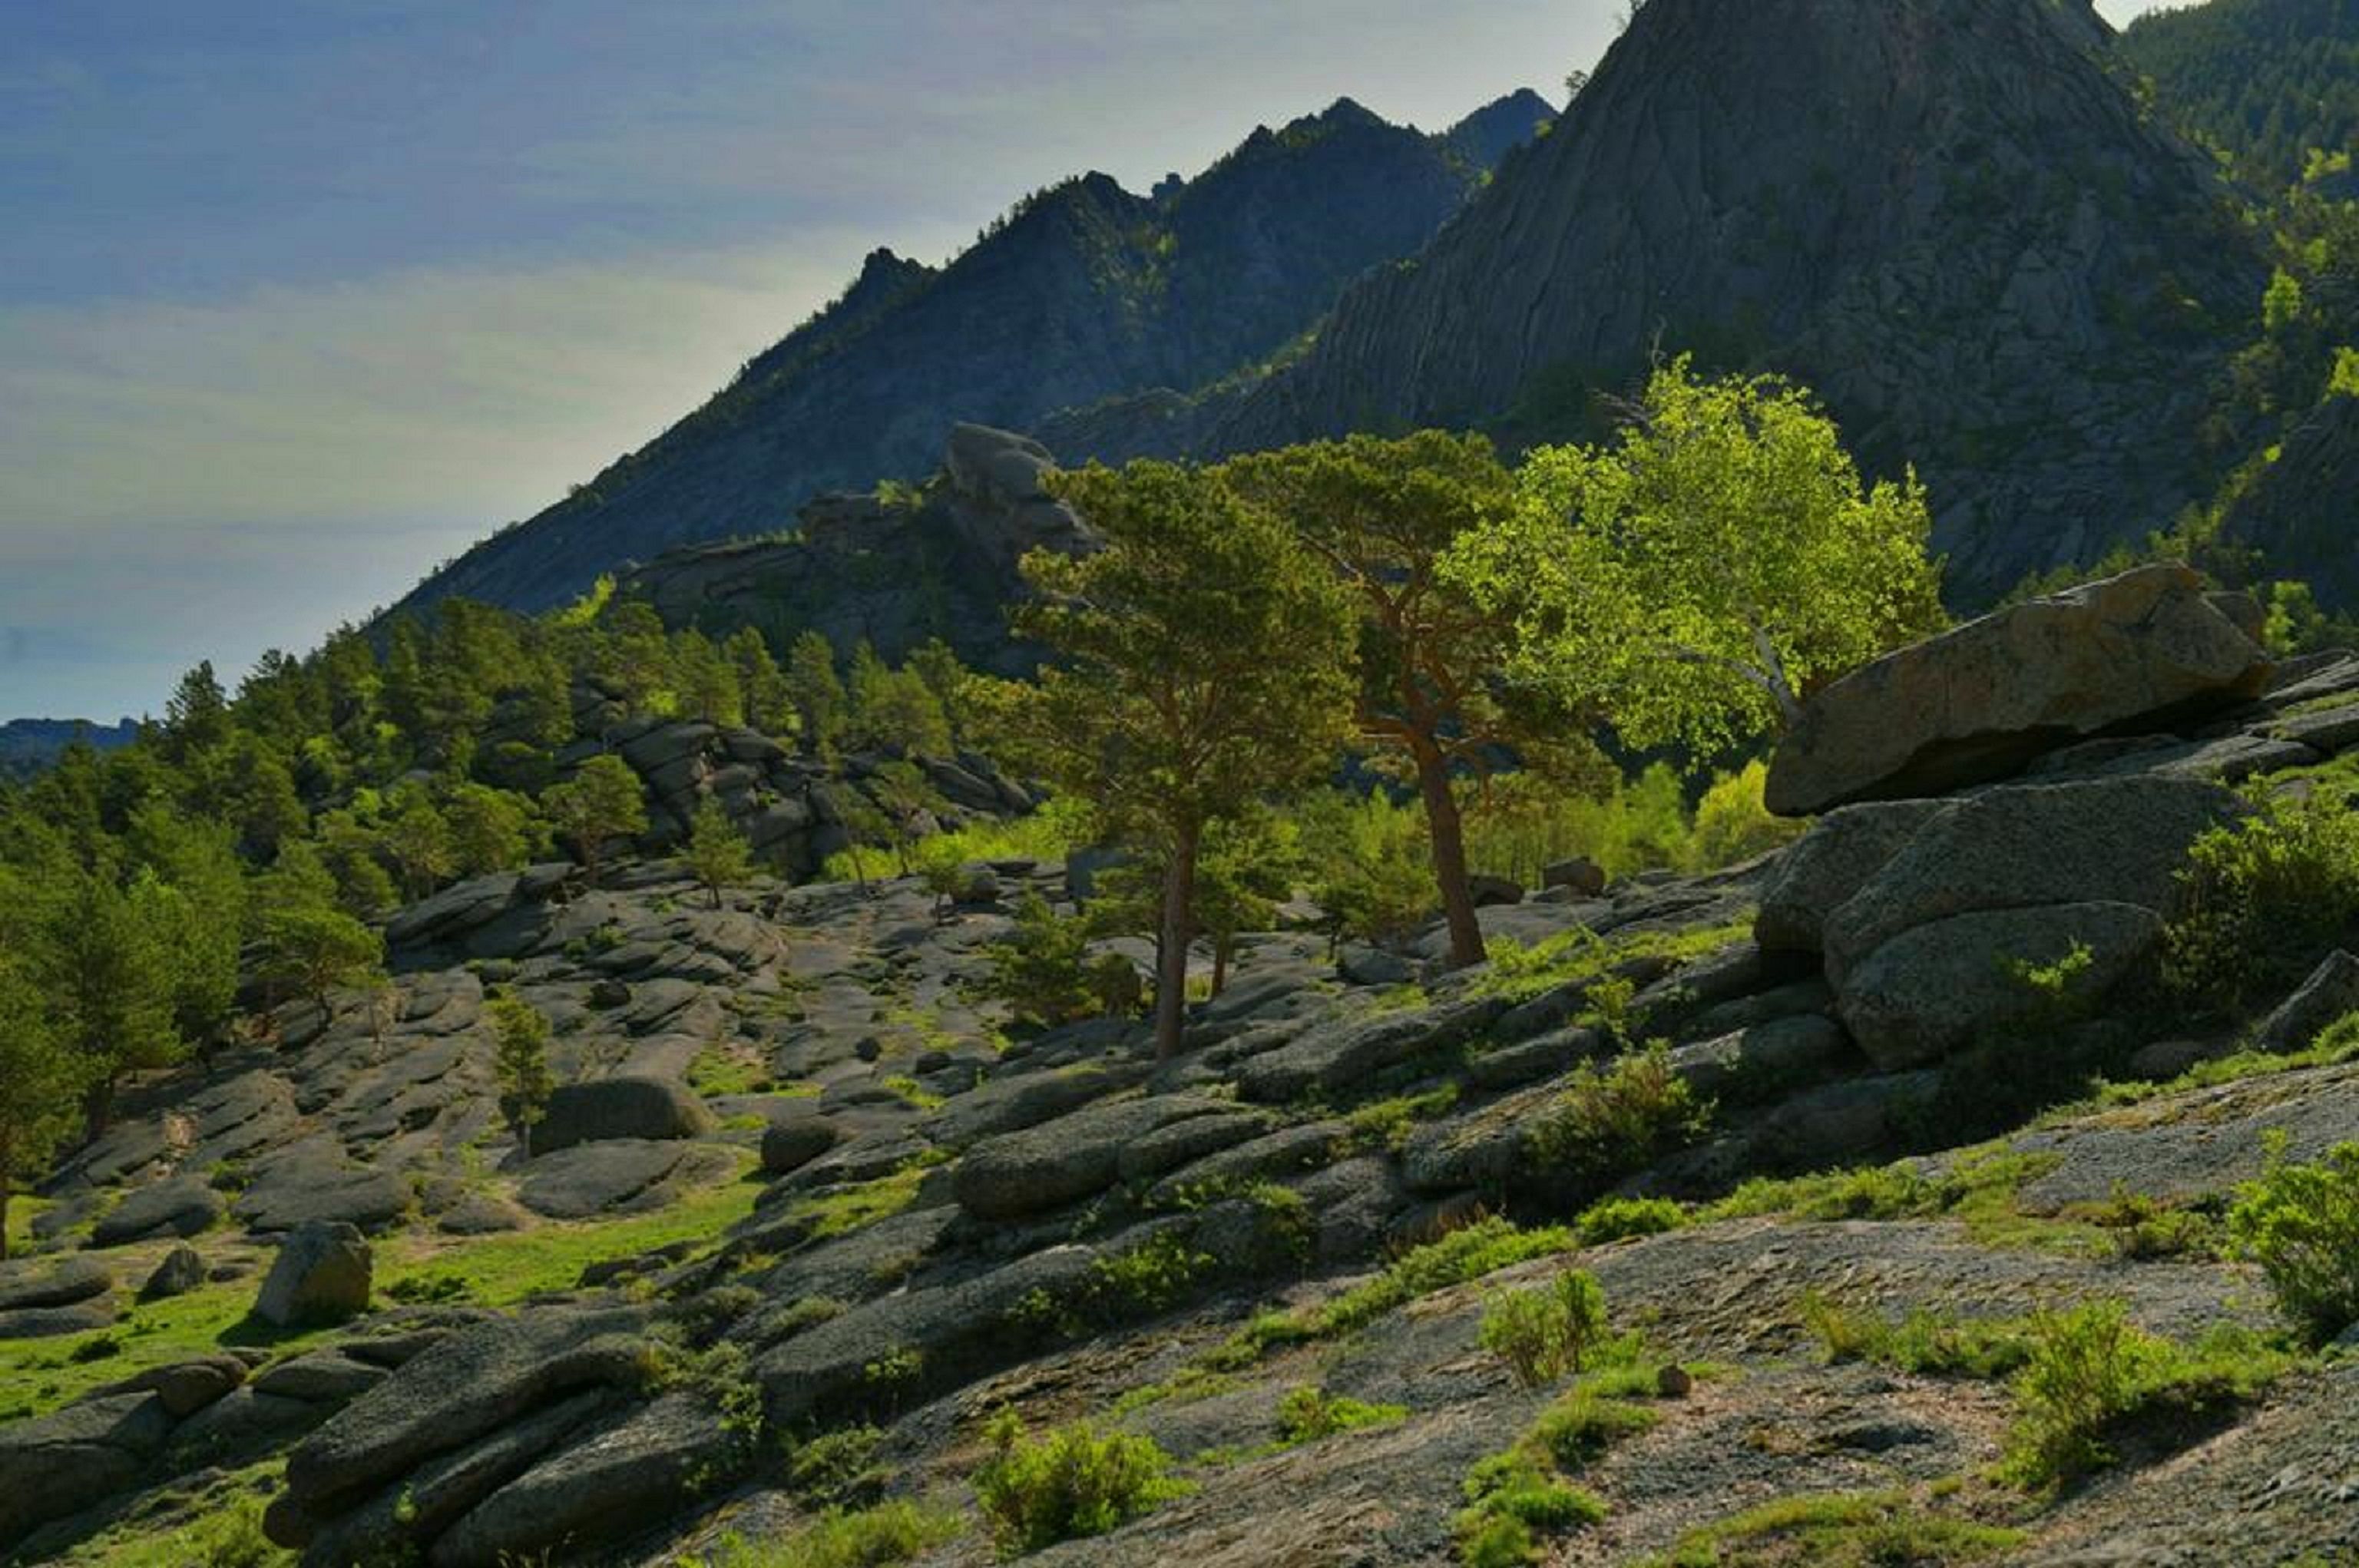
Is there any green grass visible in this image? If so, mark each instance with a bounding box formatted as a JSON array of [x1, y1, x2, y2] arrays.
[[691, 1499, 965, 1567], [1800, 1295, 2037, 1381], [0, 1164, 766, 1424], [688, 1042, 775, 1098], [1712, 1147, 2097, 1254], [2, 1194, 48, 1258], [784, 1157, 938, 1242], [51, 1461, 289, 1566], [1640, 1490, 2023, 1566], [1468, 918, 1755, 1007], [1204, 1217, 1577, 1370]]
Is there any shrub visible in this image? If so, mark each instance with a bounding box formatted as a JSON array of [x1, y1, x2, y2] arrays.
[[1525, 1388, 1659, 1467], [978, 892, 1097, 1027], [1454, 1449, 1606, 1567], [972, 1413, 1188, 1558], [1572, 1196, 1688, 1246], [707, 1499, 964, 1566], [1524, 1044, 1710, 1178], [785, 1424, 887, 1507], [1479, 1271, 1610, 1388], [2000, 1300, 2168, 1486], [1275, 1384, 1408, 1444], [2228, 1136, 2359, 1342], [2163, 791, 2359, 1008]]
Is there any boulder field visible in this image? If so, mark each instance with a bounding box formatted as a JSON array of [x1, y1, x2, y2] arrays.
[[8, 566, 2359, 1564]]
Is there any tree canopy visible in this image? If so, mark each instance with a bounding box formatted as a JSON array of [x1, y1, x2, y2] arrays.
[[1444, 356, 1945, 754], [1014, 458, 1356, 1057]]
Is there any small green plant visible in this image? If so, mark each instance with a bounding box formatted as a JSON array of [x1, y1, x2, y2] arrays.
[[784, 1423, 886, 1507], [1643, 1490, 2023, 1566], [1274, 1384, 1408, 1444], [1525, 1387, 1659, 1467], [2001, 938, 2099, 1027], [1524, 1044, 1710, 1178], [188, 1493, 281, 1568], [702, 1499, 964, 1567], [2228, 1134, 2359, 1343], [1479, 1270, 1611, 1388], [971, 1412, 1189, 1559], [1798, 1295, 2033, 1380], [1573, 1195, 1688, 1246]]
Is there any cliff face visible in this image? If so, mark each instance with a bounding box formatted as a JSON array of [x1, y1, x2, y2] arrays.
[[1156, 0, 2265, 600], [396, 95, 1548, 617]]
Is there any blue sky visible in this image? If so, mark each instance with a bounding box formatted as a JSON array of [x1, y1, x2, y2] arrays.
[[2, 0, 2170, 720]]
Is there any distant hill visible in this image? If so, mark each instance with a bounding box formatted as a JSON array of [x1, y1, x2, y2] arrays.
[[2121, 0, 2359, 187], [0, 717, 138, 780], [396, 91, 1553, 617]]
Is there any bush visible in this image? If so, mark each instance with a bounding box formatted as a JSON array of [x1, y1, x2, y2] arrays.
[[1479, 1271, 1610, 1388], [1454, 1449, 1606, 1566], [2163, 791, 2359, 1008], [2228, 1136, 2359, 1342], [1275, 1384, 1408, 1444], [708, 1499, 964, 1566], [972, 1413, 1188, 1558], [978, 892, 1097, 1027], [1524, 1044, 1710, 1179], [2000, 1300, 2170, 1486], [1572, 1195, 1689, 1246]]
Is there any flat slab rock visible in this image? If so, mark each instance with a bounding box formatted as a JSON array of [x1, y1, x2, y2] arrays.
[[1768, 563, 2272, 815], [514, 1139, 739, 1219]]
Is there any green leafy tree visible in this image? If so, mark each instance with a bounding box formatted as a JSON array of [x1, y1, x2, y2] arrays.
[[1015, 459, 1355, 1057], [162, 660, 233, 763], [543, 754, 648, 888], [123, 802, 245, 1046], [486, 989, 555, 1150], [379, 785, 455, 901], [0, 965, 87, 1262], [259, 903, 385, 1033], [981, 891, 1099, 1027], [864, 759, 948, 875], [725, 626, 792, 733], [38, 863, 183, 1126], [785, 631, 848, 758], [684, 798, 755, 908], [1223, 432, 1584, 968], [444, 782, 535, 876], [1446, 356, 1945, 753], [846, 643, 953, 757]]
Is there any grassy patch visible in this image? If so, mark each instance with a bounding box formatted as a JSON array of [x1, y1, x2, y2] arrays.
[[693, 1499, 965, 1568], [374, 1157, 765, 1305], [2089, 1012, 2359, 1111], [1713, 1148, 2094, 1253], [4, 1194, 48, 1257], [688, 1041, 775, 1098], [1467, 918, 1755, 1008], [1641, 1489, 2023, 1566], [1338, 1084, 1461, 1153], [1800, 1295, 2036, 1381], [48, 1460, 288, 1566], [1205, 1216, 1577, 1370], [783, 1156, 940, 1242]]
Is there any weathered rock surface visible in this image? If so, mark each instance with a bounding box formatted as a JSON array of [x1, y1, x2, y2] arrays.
[[2254, 949, 2359, 1054], [528, 1075, 714, 1156], [1755, 800, 1949, 954], [1768, 565, 2272, 815], [0, 1391, 172, 1546], [253, 1220, 373, 1328], [1836, 902, 2165, 1070]]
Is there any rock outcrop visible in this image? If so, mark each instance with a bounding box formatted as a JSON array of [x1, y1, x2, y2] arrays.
[[1767, 564, 2273, 815]]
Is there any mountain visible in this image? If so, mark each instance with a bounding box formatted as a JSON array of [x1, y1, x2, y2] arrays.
[[398, 94, 1552, 617], [1055, 0, 2266, 603], [0, 716, 138, 780], [2121, 0, 2359, 187]]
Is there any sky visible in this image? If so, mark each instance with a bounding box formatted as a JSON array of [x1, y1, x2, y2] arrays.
[[2, 0, 2174, 722]]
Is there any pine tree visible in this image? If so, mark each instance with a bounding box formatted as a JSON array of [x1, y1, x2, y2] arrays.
[[542, 755, 648, 888], [684, 798, 755, 909], [487, 990, 554, 1150]]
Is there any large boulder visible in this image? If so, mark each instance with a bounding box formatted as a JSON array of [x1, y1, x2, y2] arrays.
[[1820, 776, 2239, 984], [953, 1096, 1248, 1221], [0, 1391, 172, 1547], [253, 1220, 372, 1328], [92, 1176, 224, 1247], [275, 1307, 651, 1539], [528, 1076, 714, 1156], [1837, 902, 2163, 1070], [1755, 800, 1949, 955], [2255, 950, 2359, 1054], [1767, 564, 2272, 815]]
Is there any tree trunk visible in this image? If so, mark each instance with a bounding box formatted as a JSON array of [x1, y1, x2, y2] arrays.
[[0, 1131, 12, 1264], [1212, 935, 1231, 998], [1413, 742, 1487, 969], [1153, 821, 1200, 1061]]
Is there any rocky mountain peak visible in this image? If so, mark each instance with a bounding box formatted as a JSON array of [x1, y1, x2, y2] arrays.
[[1191, 0, 2261, 600]]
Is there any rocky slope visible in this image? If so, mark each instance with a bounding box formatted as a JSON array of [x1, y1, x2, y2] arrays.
[[13, 568, 2359, 1564], [395, 94, 1550, 617], [1083, 0, 2263, 602]]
